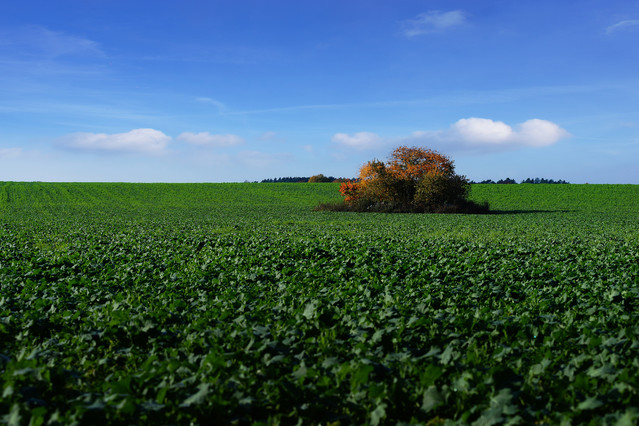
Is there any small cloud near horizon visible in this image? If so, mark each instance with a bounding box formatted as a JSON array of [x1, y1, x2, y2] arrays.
[[401, 10, 467, 37], [61, 128, 170, 155]]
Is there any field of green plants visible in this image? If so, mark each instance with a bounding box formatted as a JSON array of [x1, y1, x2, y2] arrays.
[[1, 182, 638, 425]]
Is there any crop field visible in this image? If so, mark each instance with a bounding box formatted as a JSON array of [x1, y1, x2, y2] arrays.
[[1, 182, 638, 425]]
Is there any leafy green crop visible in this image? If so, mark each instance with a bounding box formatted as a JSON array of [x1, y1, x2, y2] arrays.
[[1, 182, 638, 424]]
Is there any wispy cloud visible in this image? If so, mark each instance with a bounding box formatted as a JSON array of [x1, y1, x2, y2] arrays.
[[223, 83, 613, 116], [0, 26, 106, 79], [401, 10, 467, 37], [195, 98, 229, 114], [61, 128, 170, 155], [177, 132, 244, 147], [606, 20, 639, 35], [0, 147, 23, 159], [332, 132, 385, 150], [334, 118, 570, 154], [0, 26, 104, 59]]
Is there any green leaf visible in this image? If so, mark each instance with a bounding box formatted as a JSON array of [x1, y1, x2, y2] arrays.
[[422, 385, 443, 413], [181, 383, 210, 407], [586, 364, 616, 378], [440, 344, 455, 365], [351, 364, 374, 389], [292, 362, 308, 380], [4, 404, 21, 426], [303, 301, 317, 320], [615, 408, 639, 426], [142, 400, 165, 412], [370, 403, 387, 426], [577, 396, 603, 411], [156, 386, 168, 404]]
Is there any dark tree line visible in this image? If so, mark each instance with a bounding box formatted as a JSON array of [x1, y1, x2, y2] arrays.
[[263, 176, 570, 184], [261, 177, 312, 183], [472, 178, 570, 184], [520, 177, 570, 184], [261, 175, 352, 183]]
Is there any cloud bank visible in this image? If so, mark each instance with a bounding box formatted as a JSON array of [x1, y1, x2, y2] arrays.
[[333, 118, 570, 153], [178, 132, 244, 147], [63, 128, 170, 155], [445, 118, 569, 148], [402, 10, 467, 37]]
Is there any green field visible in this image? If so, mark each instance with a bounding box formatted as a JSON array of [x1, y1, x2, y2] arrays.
[[1, 182, 638, 424]]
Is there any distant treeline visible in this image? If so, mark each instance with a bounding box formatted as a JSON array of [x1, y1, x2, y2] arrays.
[[471, 178, 570, 184], [261, 175, 352, 183], [261, 177, 311, 183], [262, 176, 569, 184]]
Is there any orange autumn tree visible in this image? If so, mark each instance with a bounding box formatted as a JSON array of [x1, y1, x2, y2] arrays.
[[338, 146, 484, 213]]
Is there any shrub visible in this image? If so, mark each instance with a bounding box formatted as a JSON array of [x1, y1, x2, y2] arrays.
[[329, 146, 488, 214], [308, 174, 333, 183]]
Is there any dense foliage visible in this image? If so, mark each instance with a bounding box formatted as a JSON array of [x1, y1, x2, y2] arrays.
[[1, 182, 638, 424], [337, 147, 487, 213]]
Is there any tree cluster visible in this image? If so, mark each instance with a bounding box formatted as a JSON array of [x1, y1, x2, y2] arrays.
[[308, 174, 334, 183], [521, 177, 570, 184], [260, 177, 311, 183], [261, 175, 352, 183], [323, 146, 488, 213], [473, 178, 570, 184]]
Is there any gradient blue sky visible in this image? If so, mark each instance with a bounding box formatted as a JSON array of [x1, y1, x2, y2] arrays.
[[1, 0, 638, 183]]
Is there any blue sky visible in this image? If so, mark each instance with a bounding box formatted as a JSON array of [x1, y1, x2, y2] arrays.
[[1, 0, 638, 183]]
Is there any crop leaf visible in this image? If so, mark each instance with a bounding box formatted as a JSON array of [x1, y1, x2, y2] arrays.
[[180, 383, 210, 407], [577, 396, 603, 411], [422, 385, 443, 413]]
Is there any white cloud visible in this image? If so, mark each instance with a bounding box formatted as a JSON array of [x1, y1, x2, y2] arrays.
[[402, 10, 466, 37], [513, 119, 570, 146], [407, 118, 571, 151], [606, 20, 639, 35], [63, 128, 170, 155], [178, 132, 244, 147], [451, 118, 512, 144], [334, 118, 570, 154], [332, 132, 385, 150], [0, 147, 22, 159]]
